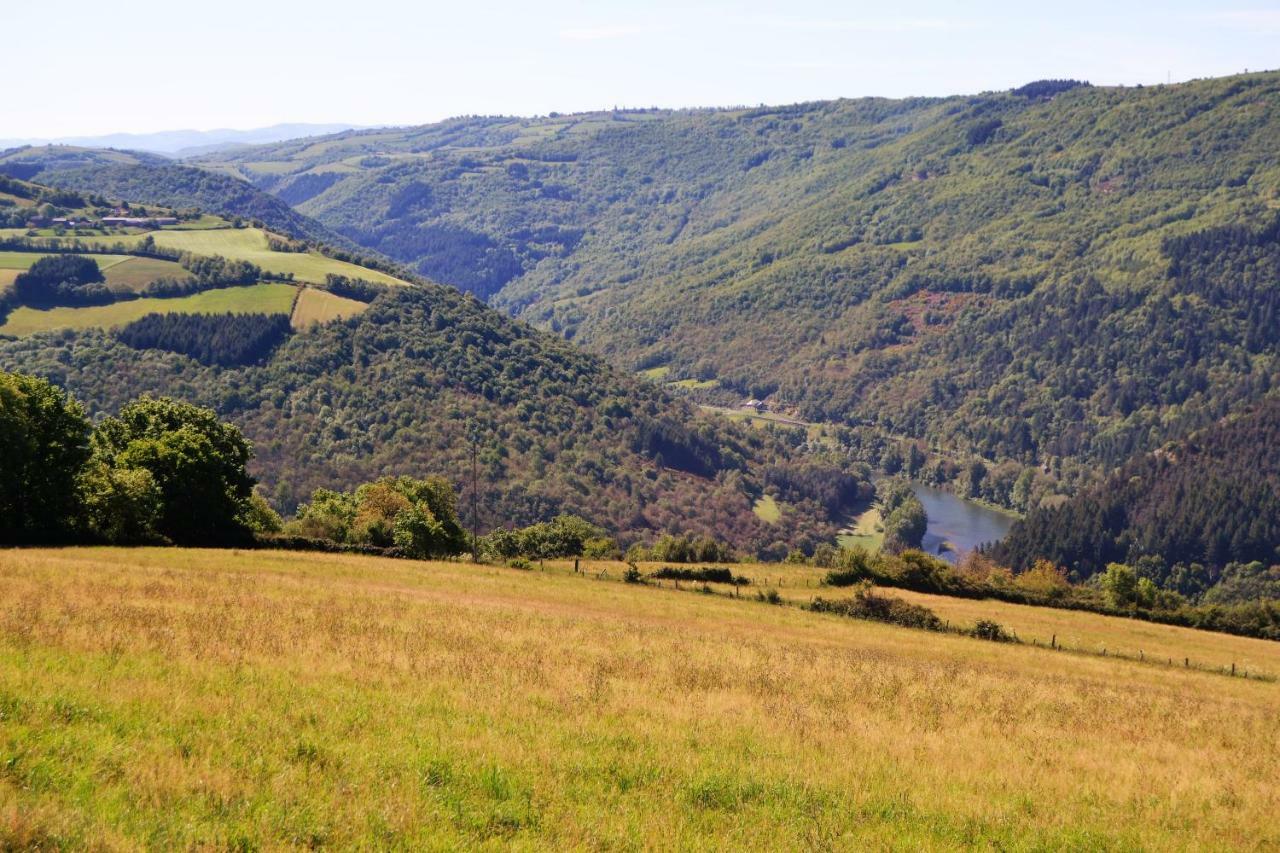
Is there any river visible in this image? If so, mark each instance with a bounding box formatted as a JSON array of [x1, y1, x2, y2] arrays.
[[910, 483, 1016, 564]]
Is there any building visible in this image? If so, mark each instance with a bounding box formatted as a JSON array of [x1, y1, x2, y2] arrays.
[[741, 399, 767, 413]]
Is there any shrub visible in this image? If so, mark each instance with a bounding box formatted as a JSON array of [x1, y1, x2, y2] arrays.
[[650, 566, 749, 585], [811, 586, 944, 631], [971, 619, 1014, 642]]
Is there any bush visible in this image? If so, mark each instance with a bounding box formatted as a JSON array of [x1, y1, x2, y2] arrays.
[[811, 586, 944, 631], [971, 619, 1014, 642], [650, 566, 749, 585]]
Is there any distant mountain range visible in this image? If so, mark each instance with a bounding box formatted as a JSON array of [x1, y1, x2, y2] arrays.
[[0, 124, 363, 157]]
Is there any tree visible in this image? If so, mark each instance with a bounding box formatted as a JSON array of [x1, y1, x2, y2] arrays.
[[0, 372, 91, 543], [79, 462, 162, 544], [1101, 563, 1138, 609], [90, 397, 256, 545], [12, 255, 110, 308]]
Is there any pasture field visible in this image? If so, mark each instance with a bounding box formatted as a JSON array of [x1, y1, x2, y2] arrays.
[[0, 547, 1276, 849], [0, 251, 133, 273], [0, 284, 297, 336], [0, 270, 16, 294], [100, 256, 190, 293], [290, 286, 370, 329], [57, 227, 407, 286]]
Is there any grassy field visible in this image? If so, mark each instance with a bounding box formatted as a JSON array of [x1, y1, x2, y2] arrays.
[[0, 284, 297, 336], [0, 251, 134, 273], [100, 257, 190, 293], [751, 494, 781, 524], [290, 286, 370, 329], [0, 547, 1276, 849], [52, 227, 408, 287], [838, 504, 884, 551]]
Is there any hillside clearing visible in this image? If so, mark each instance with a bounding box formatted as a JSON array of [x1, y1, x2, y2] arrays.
[[0, 547, 1276, 849], [0, 283, 297, 336], [752, 494, 781, 523], [290, 286, 369, 329]]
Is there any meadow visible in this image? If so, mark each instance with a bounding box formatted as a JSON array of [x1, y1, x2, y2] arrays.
[[0, 283, 297, 336], [290, 285, 370, 329], [1, 547, 1276, 849], [68, 227, 407, 286]]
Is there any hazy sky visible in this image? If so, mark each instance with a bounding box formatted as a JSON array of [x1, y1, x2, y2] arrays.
[[6, 0, 1278, 137]]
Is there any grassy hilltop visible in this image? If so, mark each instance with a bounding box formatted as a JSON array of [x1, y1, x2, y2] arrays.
[[1, 547, 1276, 848]]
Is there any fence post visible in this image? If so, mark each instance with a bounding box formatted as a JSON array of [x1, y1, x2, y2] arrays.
[[1185, 657, 1189, 668], [1051, 634, 1056, 650], [1232, 662, 1236, 677]]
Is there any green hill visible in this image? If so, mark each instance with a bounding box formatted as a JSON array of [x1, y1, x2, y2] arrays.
[[992, 395, 1280, 589], [0, 177, 862, 554], [0, 146, 370, 256], [197, 72, 1280, 494]]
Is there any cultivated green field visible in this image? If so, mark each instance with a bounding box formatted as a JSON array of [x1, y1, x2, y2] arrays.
[[0, 547, 1276, 849], [99, 256, 190, 293], [0, 251, 133, 273], [51, 227, 408, 286], [0, 284, 297, 336], [290, 286, 369, 329]]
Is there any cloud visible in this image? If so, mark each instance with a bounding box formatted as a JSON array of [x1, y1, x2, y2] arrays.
[[559, 25, 652, 41]]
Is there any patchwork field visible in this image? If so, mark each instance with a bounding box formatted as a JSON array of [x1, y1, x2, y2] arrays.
[[0, 283, 297, 336], [51, 227, 408, 286], [0, 547, 1276, 849], [290, 285, 370, 329]]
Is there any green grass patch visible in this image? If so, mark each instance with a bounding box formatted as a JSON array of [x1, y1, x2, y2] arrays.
[[668, 378, 719, 390], [838, 504, 884, 551], [752, 495, 781, 524], [43, 228, 408, 286], [638, 366, 671, 381], [0, 283, 298, 336], [101, 257, 189, 293]]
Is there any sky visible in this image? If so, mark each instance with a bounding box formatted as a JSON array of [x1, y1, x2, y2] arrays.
[[5, 0, 1279, 138]]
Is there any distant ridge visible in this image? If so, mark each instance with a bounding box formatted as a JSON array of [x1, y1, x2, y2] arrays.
[[0, 123, 365, 157]]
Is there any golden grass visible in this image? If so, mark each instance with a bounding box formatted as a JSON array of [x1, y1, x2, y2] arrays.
[[290, 286, 369, 330], [0, 547, 1277, 849]]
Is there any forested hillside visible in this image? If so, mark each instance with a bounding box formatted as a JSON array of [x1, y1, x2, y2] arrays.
[[198, 71, 1280, 488], [0, 284, 863, 555], [993, 396, 1280, 588]]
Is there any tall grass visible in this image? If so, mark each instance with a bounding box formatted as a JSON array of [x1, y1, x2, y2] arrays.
[[0, 547, 1277, 848]]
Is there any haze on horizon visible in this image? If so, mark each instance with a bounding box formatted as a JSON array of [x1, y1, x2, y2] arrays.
[[4, 0, 1279, 139]]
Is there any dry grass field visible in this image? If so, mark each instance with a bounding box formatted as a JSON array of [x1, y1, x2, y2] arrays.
[[290, 286, 370, 329], [1, 548, 1277, 849]]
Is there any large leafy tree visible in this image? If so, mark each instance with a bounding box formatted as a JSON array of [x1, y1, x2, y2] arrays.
[[90, 397, 256, 544], [0, 371, 91, 543]]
